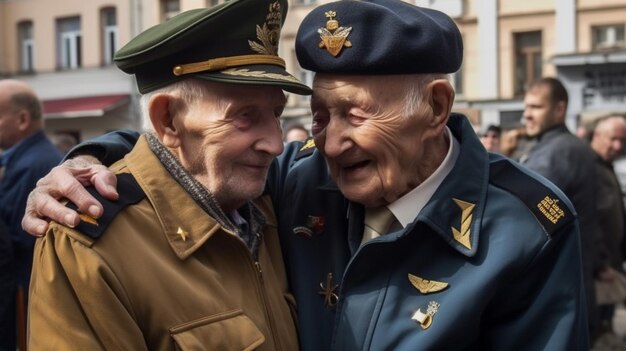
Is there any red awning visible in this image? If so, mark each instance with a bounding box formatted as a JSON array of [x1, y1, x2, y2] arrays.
[[42, 94, 130, 119]]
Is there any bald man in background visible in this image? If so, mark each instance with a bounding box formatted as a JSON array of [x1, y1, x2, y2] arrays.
[[589, 115, 626, 343], [0, 79, 62, 349]]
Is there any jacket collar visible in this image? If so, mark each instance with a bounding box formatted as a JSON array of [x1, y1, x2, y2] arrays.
[[413, 114, 489, 257], [124, 135, 228, 260], [346, 115, 489, 258], [535, 123, 569, 142]]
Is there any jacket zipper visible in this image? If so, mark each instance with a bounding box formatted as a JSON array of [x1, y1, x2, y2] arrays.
[[240, 239, 281, 351]]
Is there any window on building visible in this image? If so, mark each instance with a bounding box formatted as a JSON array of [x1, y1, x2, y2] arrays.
[[592, 24, 625, 51], [514, 31, 542, 96], [56, 17, 81, 69], [101, 7, 118, 65], [161, 0, 180, 22], [18, 21, 34, 72], [206, 0, 223, 6], [294, 0, 316, 5]]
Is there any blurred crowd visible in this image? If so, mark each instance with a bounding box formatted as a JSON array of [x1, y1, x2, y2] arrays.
[[479, 78, 626, 350]]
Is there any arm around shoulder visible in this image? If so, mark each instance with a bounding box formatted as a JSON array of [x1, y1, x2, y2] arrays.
[[66, 129, 140, 166]]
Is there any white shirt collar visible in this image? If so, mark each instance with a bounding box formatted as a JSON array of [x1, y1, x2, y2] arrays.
[[387, 126, 460, 228]]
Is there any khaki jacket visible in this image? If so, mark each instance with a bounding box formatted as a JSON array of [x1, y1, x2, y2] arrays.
[[28, 136, 298, 350]]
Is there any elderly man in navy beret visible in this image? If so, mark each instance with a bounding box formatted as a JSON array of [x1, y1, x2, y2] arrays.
[[23, 0, 588, 350]]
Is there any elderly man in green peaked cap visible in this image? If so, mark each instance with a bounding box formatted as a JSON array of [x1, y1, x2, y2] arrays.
[[27, 0, 309, 350]]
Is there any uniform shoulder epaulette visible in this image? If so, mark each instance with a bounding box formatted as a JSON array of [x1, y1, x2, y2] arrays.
[[489, 159, 575, 238], [66, 173, 146, 239], [294, 137, 316, 161]]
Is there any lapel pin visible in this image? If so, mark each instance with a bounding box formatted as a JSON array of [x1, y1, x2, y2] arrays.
[[177, 227, 188, 241], [411, 301, 440, 329], [408, 273, 449, 294], [318, 272, 339, 307]]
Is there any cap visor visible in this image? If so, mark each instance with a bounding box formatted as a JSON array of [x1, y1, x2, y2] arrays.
[[195, 64, 312, 95]]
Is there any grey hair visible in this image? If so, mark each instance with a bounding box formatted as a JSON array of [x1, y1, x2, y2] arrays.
[[139, 79, 212, 132], [402, 73, 450, 118]]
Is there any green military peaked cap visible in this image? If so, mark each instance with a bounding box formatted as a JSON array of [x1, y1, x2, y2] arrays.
[[114, 0, 312, 95]]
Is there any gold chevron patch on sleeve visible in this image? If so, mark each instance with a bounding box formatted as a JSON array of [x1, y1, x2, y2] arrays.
[[408, 273, 449, 294], [451, 198, 475, 250]]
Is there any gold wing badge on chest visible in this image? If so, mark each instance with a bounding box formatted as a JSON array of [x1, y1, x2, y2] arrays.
[[408, 273, 449, 294], [318, 11, 352, 57]]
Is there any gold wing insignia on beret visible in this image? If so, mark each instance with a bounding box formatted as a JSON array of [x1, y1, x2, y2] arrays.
[[318, 11, 352, 57], [408, 273, 449, 295], [333, 27, 352, 39]]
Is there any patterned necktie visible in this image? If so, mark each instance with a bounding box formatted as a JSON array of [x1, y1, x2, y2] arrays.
[[362, 206, 396, 244]]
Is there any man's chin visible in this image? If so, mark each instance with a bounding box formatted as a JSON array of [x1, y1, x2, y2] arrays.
[[338, 186, 382, 207]]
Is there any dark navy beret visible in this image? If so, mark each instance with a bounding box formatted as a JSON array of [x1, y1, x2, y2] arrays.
[[114, 0, 311, 95], [295, 0, 463, 75]]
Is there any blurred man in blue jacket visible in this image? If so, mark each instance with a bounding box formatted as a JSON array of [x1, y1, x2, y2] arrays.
[[0, 79, 62, 349]]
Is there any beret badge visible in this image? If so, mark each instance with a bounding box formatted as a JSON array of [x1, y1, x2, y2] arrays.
[[317, 11, 352, 57]]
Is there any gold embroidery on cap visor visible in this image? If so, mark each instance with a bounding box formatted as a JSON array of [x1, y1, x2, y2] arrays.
[[318, 11, 352, 57], [172, 54, 286, 76], [220, 68, 302, 84]]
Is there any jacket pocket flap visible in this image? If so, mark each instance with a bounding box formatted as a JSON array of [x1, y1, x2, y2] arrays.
[[170, 309, 265, 350]]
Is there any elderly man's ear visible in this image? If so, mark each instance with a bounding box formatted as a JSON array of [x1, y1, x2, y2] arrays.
[[427, 79, 455, 130], [148, 94, 182, 148]]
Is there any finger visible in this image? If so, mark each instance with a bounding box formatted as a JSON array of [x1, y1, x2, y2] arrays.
[[34, 165, 104, 220], [24, 188, 80, 230], [91, 166, 119, 201], [21, 206, 51, 237], [56, 175, 104, 219]]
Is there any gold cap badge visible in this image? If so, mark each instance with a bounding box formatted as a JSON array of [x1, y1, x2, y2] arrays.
[[318, 11, 352, 57]]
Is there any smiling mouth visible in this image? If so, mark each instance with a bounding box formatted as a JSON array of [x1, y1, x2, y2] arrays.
[[344, 160, 370, 171]]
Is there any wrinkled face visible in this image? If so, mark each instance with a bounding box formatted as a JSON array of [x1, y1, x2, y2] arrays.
[[0, 92, 21, 150], [310, 74, 435, 207], [174, 83, 286, 212], [592, 118, 626, 162]]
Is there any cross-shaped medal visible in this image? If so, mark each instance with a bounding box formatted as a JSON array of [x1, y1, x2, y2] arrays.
[[318, 272, 339, 307]]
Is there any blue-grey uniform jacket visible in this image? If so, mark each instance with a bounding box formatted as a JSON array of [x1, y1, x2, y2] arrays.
[[72, 115, 588, 350]]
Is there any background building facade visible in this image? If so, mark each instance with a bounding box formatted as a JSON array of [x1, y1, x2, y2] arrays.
[[1, 0, 625, 141]]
